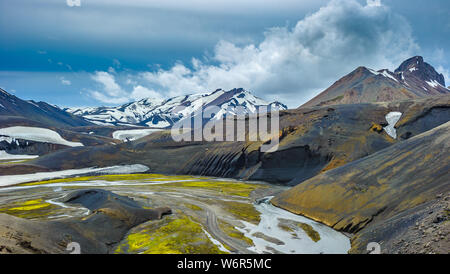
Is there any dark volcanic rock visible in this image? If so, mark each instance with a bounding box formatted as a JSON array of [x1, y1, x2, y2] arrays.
[[0, 189, 171, 254], [0, 138, 68, 156], [271, 121, 450, 253], [0, 88, 92, 128], [395, 56, 445, 87], [349, 194, 449, 254]]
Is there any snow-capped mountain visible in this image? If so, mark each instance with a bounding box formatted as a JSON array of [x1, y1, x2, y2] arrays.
[[67, 88, 287, 128], [301, 56, 449, 108]]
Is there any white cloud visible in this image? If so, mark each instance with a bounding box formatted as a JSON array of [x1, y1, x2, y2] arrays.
[[130, 85, 163, 101], [89, 71, 162, 104], [366, 0, 382, 7], [66, 0, 81, 7], [436, 66, 449, 86], [108, 67, 116, 74], [91, 71, 125, 97], [60, 77, 71, 86], [89, 0, 420, 107]]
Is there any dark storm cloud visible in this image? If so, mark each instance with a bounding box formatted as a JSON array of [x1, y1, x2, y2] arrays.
[[0, 0, 448, 107]]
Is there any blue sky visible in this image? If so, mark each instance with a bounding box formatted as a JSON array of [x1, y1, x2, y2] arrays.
[[0, 0, 449, 108]]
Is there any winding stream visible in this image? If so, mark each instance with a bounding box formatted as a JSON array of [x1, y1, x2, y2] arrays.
[[240, 197, 350, 254], [0, 170, 351, 254]]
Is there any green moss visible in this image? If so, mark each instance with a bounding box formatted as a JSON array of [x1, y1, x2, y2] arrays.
[[18, 175, 266, 200], [297, 223, 321, 242], [278, 223, 295, 233], [184, 203, 203, 211], [114, 215, 228, 254], [0, 198, 58, 219], [218, 220, 254, 246], [19, 173, 196, 186], [0, 159, 32, 165], [222, 201, 260, 224], [169, 180, 265, 197]]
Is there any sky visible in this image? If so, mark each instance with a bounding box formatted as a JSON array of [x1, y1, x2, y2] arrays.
[[0, 0, 449, 108]]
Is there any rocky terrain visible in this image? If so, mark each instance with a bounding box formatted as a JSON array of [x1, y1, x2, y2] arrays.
[[301, 56, 449, 108], [0, 88, 92, 128], [271, 121, 450, 254], [350, 193, 449, 254]]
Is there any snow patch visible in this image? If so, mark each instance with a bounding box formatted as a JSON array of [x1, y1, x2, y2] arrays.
[[0, 126, 83, 147], [112, 128, 162, 142], [380, 70, 398, 82], [383, 111, 402, 139], [201, 227, 230, 253], [369, 69, 398, 82], [426, 80, 442, 88], [0, 164, 149, 187], [0, 150, 39, 160]]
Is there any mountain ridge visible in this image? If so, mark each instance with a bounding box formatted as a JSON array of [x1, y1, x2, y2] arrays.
[[66, 88, 287, 128], [0, 88, 93, 128], [300, 56, 449, 108]]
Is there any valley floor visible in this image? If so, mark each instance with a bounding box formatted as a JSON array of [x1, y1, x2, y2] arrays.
[[0, 172, 350, 254]]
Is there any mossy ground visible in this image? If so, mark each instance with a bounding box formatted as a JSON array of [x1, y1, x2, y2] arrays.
[[114, 214, 228, 254], [277, 218, 321, 242], [3, 173, 270, 253], [168, 180, 266, 198], [19, 173, 197, 186], [0, 198, 59, 219], [184, 203, 202, 211], [297, 223, 321, 242], [218, 219, 254, 246], [0, 159, 32, 165], [222, 201, 261, 224]]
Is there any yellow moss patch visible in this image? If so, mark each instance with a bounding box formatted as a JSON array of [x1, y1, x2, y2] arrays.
[[114, 215, 228, 254], [184, 203, 202, 211], [168, 180, 265, 198], [321, 157, 347, 173], [222, 201, 260, 224], [297, 223, 321, 242], [218, 220, 254, 246], [0, 198, 57, 219], [19, 173, 198, 186], [369, 123, 383, 133], [0, 159, 33, 165], [278, 223, 295, 233]]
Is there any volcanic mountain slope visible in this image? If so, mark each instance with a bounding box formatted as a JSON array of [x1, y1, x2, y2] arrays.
[[271, 121, 450, 254], [66, 88, 287, 128], [301, 56, 449, 108], [8, 95, 449, 185], [0, 88, 92, 128]]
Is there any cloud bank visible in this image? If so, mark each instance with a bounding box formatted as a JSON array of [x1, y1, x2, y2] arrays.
[[66, 0, 81, 7], [90, 71, 162, 104], [89, 0, 419, 107]]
